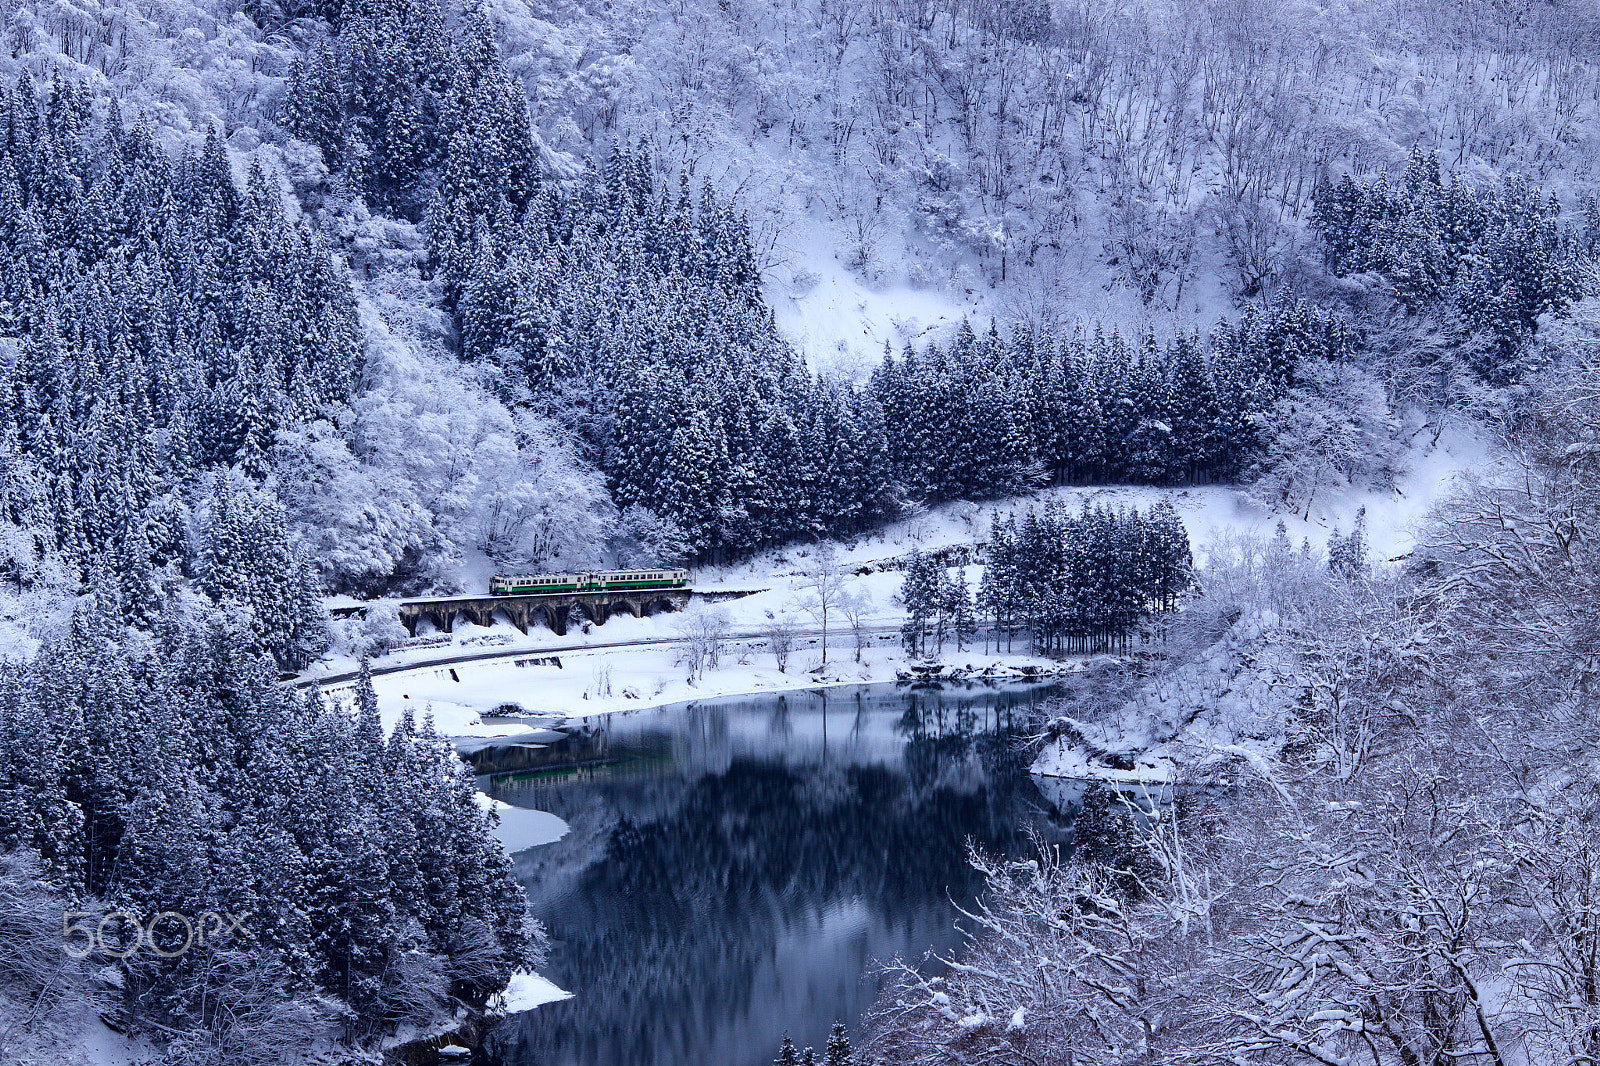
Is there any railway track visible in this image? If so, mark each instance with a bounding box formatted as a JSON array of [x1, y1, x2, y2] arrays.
[[293, 623, 905, 690]]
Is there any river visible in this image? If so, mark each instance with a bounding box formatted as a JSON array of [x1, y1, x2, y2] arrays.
[[469, 682, 1081, 1066]]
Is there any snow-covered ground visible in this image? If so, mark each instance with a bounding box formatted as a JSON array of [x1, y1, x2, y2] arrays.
[[310, 419, 1485, 742], [502, 966, 579, 1011], [312, 426, 1486, 741], [763, 195, 1237, 384], [0, 993, 157, 1066], [1030, 609, 1295, 784], [1022, 428, 1493, 787], [770, 242, 979, 379], [495, 971, 573, 1013], [328, 628, 1072, 740], [476, 791, 572, 852]]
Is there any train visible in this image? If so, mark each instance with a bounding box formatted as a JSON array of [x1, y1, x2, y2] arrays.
[[488, 569, 690, 595]]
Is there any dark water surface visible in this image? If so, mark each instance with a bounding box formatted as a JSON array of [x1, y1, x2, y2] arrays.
[[475, 682, 1072, 1066]]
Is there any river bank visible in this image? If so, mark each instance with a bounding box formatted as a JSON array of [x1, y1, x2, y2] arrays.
[[315, 624, 1090, 739]]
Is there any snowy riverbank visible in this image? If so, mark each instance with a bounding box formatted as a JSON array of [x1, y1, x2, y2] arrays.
[[1029, 606, 1301, 790], [303, 424, 1483, 742], [323, 629, 1084, 740]]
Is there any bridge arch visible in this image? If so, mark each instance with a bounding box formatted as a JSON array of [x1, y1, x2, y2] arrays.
[[533, 604, 565, 636], [397, 587, 700, 641]]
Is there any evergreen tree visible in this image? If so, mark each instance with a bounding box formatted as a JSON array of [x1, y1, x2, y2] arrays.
[[1312, 157, 1584, 381], [441, 141, 896, 561], [824, 1022, 853, 1066], [979, 503, 1191, 654], [899, 550, 940, 658], [942, 567, 976, 652], [198, 474, 330, 670], [0, 82, 362, 605], [1328, 506, 1370, 579]]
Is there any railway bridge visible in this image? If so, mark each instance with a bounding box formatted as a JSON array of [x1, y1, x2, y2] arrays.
[[393, 588, 693, 638]]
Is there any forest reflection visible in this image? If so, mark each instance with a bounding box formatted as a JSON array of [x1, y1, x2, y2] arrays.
[[478, 683, 1071, 1066]]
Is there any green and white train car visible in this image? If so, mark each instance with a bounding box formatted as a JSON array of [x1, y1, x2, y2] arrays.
[[489, 570, 689, 595]]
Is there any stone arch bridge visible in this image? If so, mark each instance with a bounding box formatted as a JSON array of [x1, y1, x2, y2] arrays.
[[388, 588, 693, 638]]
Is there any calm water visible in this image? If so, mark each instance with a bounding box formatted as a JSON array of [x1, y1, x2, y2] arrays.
[[473, 683, 1074, 1066]]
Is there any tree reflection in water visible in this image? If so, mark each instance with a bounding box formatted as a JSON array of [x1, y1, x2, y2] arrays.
[[479, 683, 1069, 1066]]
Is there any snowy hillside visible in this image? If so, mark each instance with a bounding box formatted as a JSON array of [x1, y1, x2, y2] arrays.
[[0, 0, 1597, 1063]]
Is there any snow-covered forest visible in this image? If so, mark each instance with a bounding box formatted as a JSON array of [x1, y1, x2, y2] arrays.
[[898, 501, 1192, 657], [0, 0, 1597, 1060], [857, 336, 1600, 1066]]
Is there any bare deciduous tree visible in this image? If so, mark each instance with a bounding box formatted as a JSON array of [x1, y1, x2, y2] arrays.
[[867, 806, 1220, 1066], [676, 602, 731, 681], [869, 343, 1600, 1064], [765, 614, 798, 673], [797, 545, 848, 665], [839, 590, 873, 663]]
